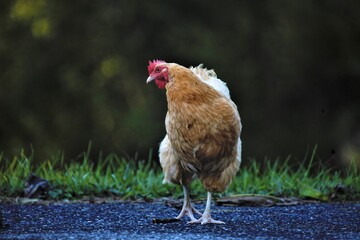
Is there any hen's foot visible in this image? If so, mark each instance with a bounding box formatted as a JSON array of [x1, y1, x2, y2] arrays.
[[188, 215, 225, 225], [188, 192, 225, 224], [176, 205, 202, 222], [176, 185, 202, 221]]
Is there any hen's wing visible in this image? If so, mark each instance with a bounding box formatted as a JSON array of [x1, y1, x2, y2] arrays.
[[190, 64, 241, 164]]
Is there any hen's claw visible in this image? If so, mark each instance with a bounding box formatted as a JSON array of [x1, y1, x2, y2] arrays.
[[176, 205, 202, 222], [188, 216, 225, 225], [188, 191, 225, 224], [176, 188, 224, 224]]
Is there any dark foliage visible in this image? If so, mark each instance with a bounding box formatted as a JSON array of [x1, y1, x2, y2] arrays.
[[0, 1, 359, 167]]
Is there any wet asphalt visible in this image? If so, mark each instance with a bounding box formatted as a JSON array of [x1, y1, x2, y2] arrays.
[[0, 202, 359, 239]]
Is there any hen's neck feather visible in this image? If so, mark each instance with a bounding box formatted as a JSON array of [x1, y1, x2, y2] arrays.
[[166, 64, 222, 104], [189, 65, 231, 99]]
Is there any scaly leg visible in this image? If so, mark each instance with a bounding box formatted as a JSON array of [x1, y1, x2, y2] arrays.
[[176, 185, 202, 221], [189, 192, 225, 224]]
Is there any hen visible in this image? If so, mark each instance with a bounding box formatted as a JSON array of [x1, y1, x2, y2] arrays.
[[146, 60, 242, 224]]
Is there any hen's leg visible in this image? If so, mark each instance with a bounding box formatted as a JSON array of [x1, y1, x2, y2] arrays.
[[189, 192, 225, 224], [176, 185, 202, 221]]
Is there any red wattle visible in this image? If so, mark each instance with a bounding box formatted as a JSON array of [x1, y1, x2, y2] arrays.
[[155, 79, 167, 89]]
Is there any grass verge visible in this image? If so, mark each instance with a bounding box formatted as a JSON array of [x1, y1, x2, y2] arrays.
[[0, 146, 359, 202]]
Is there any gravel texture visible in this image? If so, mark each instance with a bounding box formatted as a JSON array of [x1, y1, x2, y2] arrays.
[[0, 202, 359, 239]]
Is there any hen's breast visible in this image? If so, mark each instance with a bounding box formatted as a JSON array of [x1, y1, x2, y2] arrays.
[[166, 95, 240, 173], [164, 64, 241, 174]]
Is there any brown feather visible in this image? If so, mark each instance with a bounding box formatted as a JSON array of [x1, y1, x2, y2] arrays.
[[161, 63, 241, 193]]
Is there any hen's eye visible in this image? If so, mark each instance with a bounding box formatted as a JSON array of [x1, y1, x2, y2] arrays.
[[155, 68, 160, 73]]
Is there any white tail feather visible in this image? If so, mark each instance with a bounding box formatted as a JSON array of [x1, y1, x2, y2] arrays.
[[190, 64, 231, 99]]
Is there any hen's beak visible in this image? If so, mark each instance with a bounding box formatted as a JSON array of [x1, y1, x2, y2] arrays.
[[146, 76, 155, 84]]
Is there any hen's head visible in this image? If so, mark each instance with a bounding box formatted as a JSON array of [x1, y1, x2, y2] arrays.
[[146, 60, 169, 89]]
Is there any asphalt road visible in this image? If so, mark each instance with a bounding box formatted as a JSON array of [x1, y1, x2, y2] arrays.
[[0, 202, 359, 239]]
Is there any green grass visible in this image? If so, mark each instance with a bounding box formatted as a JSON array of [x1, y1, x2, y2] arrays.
[[0, 146, 359, 202]]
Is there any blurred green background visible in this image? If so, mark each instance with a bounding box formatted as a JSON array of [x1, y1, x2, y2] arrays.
[[1, 0, 359, 168]]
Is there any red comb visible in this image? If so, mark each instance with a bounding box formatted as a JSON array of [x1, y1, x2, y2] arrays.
[[148, 59, 166, 74]]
